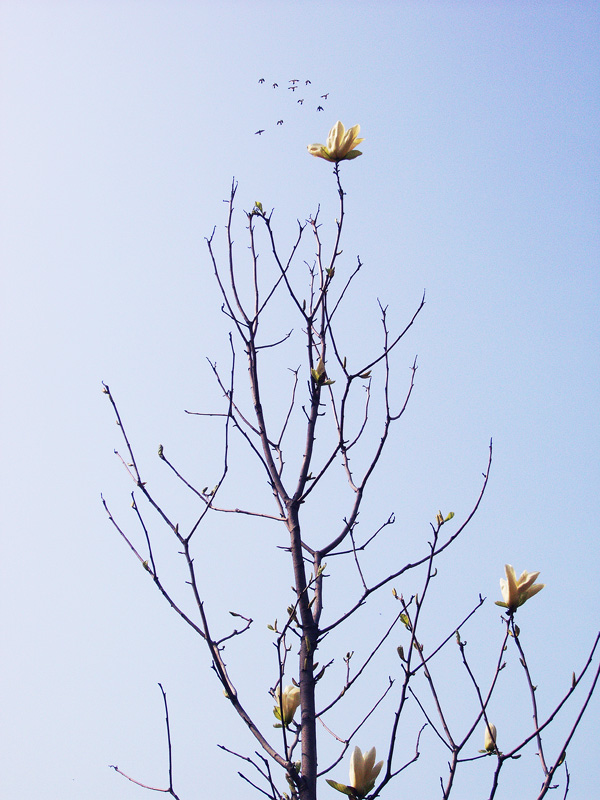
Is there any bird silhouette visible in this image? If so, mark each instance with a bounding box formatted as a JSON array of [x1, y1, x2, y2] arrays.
[[272, 83, 278, 88], [321, 93, 329, 99], [298, 98, 304, 104], [258, 78, 265, 84], [289, 78, 299, 84], [277, 119, 283, 125], [305, 79, 311, 85], [288, 85, 297, 91], [255, 129, 265, 135], [316, 106, 324, 111]]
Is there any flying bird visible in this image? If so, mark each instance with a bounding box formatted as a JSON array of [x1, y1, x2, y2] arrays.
[[288, 85, 297, 91], [321, 93, 329, 99], [277, 119, 283, 125], [289, 78, 299, 84], [255, 129, 265, 135], [305, 79, 311, 85], [272, 83, 278, 88], [297, 98, 304, 104], [258, 78, 265, 84], [316, 105, 324, 111]]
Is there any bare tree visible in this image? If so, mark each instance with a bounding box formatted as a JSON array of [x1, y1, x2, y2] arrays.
[[102, 131, 599, 800]]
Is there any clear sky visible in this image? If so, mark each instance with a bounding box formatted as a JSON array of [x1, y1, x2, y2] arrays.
[[1, 2, 599, 799]]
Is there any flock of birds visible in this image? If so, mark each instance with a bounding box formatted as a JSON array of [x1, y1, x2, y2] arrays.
[[254, 78, 330, 135]]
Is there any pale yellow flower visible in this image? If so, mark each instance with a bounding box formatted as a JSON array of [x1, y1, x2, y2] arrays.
[[307, 121, 364, 162], [484, 723, 497, 752], [349, 746, 383, 798], [273, 684, 300, 726], [495, 564, 544, 612]]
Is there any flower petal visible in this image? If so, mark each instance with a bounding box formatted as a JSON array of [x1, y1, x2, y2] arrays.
[[349, 746, 363, 791], [504, 564, 519, 609], [341, 124, 361, 153], [327, 121, 345, 154], [363, 747, 376, 776], [517, 571, 540, 593], [519, 582, 544, 605]]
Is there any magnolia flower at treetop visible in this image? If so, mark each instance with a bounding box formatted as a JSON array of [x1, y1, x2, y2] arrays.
[[495, 564, 544, 612], [273, 684, 300, 726], [484, 723, 497, 753], [307, 121, 364, 162], [349, 746, 383, 798], [326, 746, 383, 798]]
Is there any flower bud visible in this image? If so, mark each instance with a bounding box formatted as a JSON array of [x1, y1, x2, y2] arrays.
[[484, 723, 497, 752], [273, 684, 300, 726], [349, 746, 383, 798]]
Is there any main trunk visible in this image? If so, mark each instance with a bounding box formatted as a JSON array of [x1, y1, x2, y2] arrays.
[[289, 506, 319, 800]]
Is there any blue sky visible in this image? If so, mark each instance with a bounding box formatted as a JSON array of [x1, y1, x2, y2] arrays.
[[1, 2, 599, 798]]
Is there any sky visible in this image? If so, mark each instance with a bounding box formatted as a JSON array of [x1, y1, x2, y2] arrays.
[[1, 1, 599, 798]]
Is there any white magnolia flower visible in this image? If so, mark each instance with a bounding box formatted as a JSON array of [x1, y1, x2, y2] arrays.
[[273, 684, 300, 725], [349, 746, 383, 798], [496, 564, 544, 612], [307, 121, 363, 162], [484, 723, 497, 752]]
